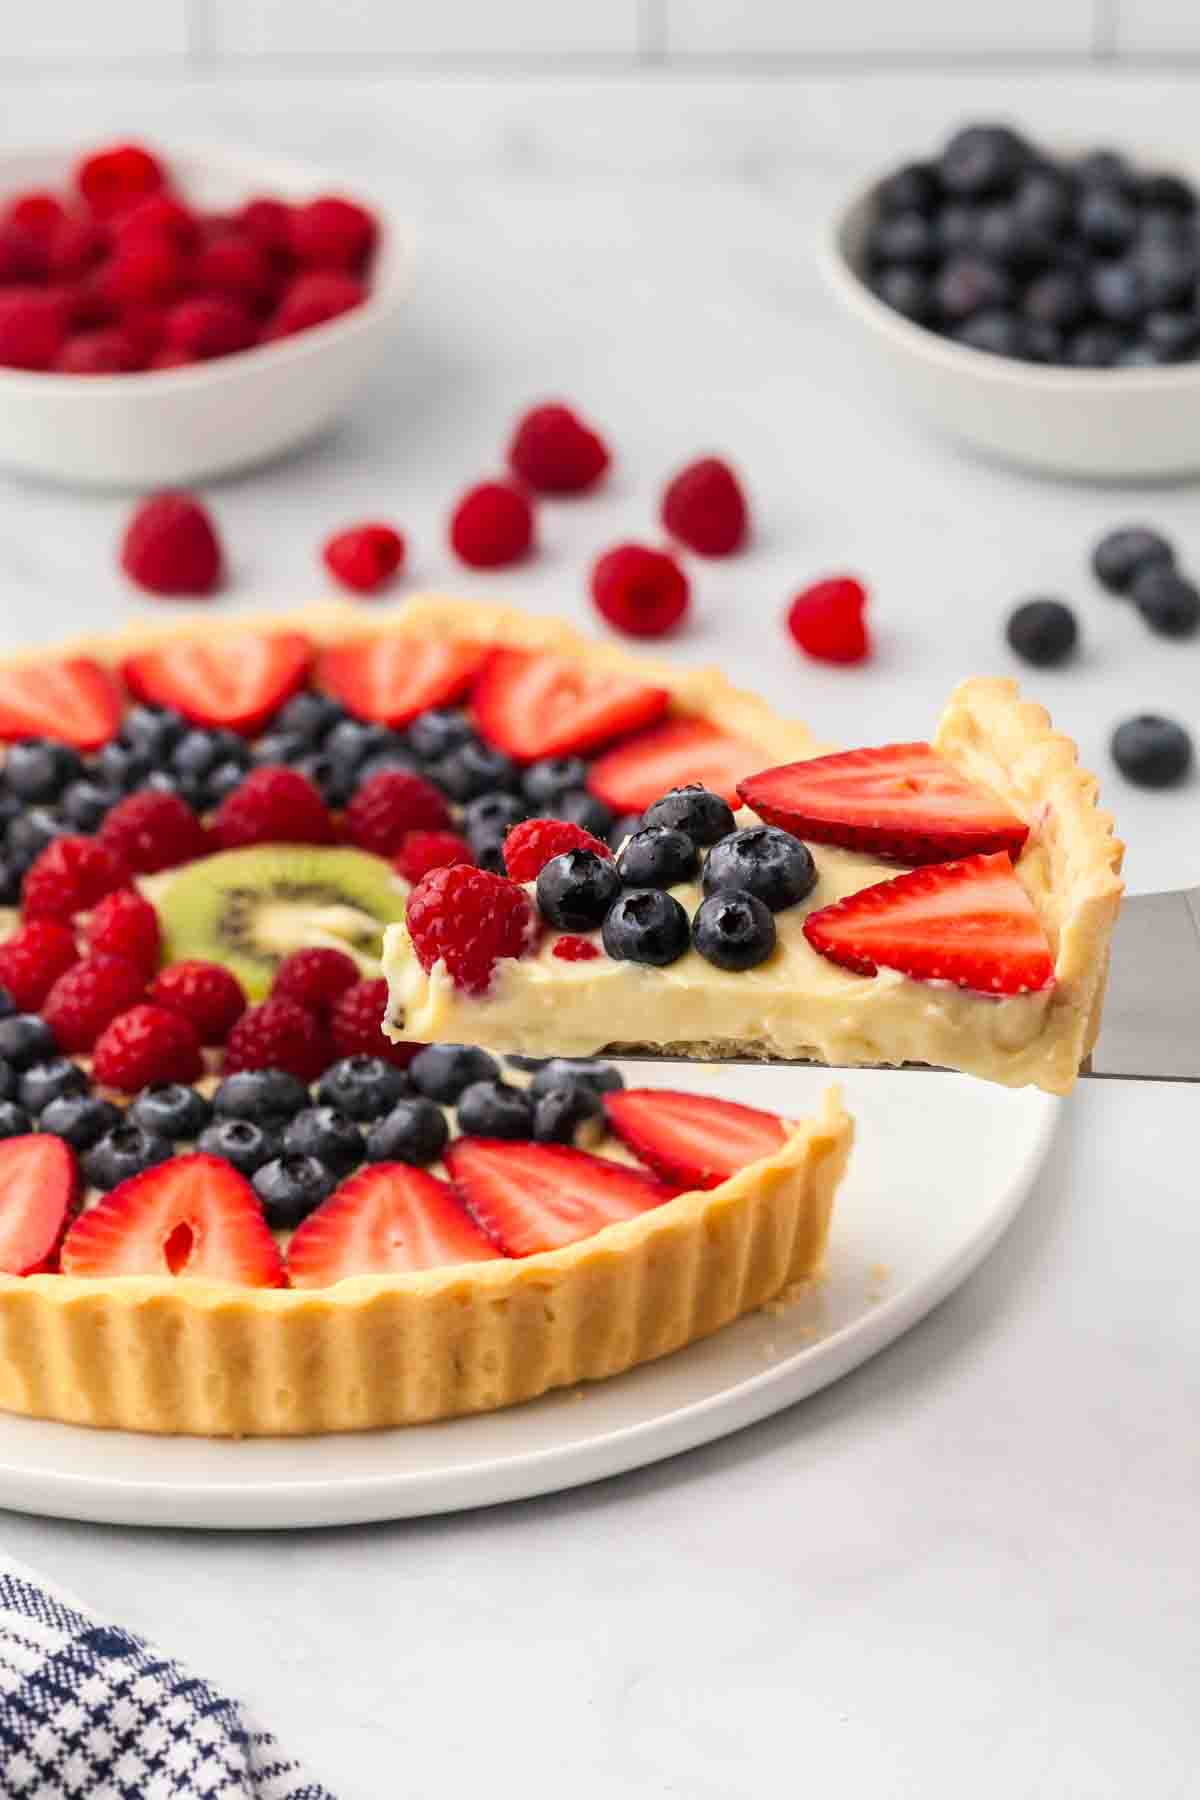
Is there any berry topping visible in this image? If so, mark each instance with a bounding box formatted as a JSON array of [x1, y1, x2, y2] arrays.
[[99, 789, 209, 875], [0, 1136, 78, 1276], [329, 976, 418, 1070], [444, 1138, 673, 1257], [1131, 567, 1200, 638], [0, 1012, 59, 1070], [363, 1097, 448, 1166], [84, 888, 162, 976], [587, 717, 762, 813], [288, 194, 377, 271], [408, 1043, 499, 1104], [531, 1079, 603, 1142], [253, 1155, 339, 1230], [0, 921, 80, 1011], [127, 1083, 213, 1141], [786, 576, 872, 664], [83, 1122, 174, 1191], [322, 522, 406, 594], [551, 935, 601, 962], [60, 1152, 284, 1287], [641, 783, 736, 846], [456, 1078, 534, 1140], [123, 630, 313, 735], [271, 947, 359, 1021], [604, 1090, 788, 1190], [282, 1106, 365, 1177], [521, 755, 590, 808], [0, 657, 121, 751], [196, 1118, 281, 1179], [601, 888, 690, 966], [287, 1163, 502, 1287], [18, 1057, 88, 1116], [406, 865, 540, 996], [1110, 715, 1193, 789], [393, 829, 474, 883], [1092, 526, 1175, 595], [461, 794, 528, 872], [473, 647, 670, 765], [432, 740, 519, 803], [502, 818, 612, 884], [738, 743, 1031, 864], [76, 141, 165, 217], [147, 959, 248, 1044], [223, 996, 327, 1082], [214, 766, 335, 850], [213, 1067, 310, 1127], [449, 479, 535, 569], [660, 456, 749, 557], [317, 1055, 410, 1122], [345, 769, 451, 857], [590, 543, 690, 638], [20, 835, 129, 923], [702, 827, 817, 912], [5, 738, 84, 804], [41, 954, 148, 1053], [535, 848, 621, 931], [507, 402, 611, 495], [616, 824, 700, 888], [691, 890, 777, 970], [41, 1093, 121, 1152], [1005, 598, 1079, 667], [92, 1003, 204, 1093], [318, 635, 487, 727], [120, 491, 223, 598], [0, 1102, 33, 1140], [528, 1059, 624, 1097]]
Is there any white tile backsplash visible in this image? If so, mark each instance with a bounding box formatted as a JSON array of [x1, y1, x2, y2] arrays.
[[664, 0, 1097, 57], [204, 0, 643, 59], [0, 0, 187, 59], [1114, 0, 1200, 52]]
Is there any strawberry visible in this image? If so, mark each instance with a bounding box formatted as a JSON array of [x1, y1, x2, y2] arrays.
[[0, 657, 121, 751], [60, 1153, 284, 1286], [737, 743, 1030, 864], [0, 1136, 78, 1276], [122, 630, 313, 735], [587, 716, 765, 812], [472, 647, 669, 764], [445, 1139, 674, 1256], [802, 851, 1056, 995], [287, 1164, 503, 1287], [603, 1090, 789, 1191], [318, 635, 487, 728]]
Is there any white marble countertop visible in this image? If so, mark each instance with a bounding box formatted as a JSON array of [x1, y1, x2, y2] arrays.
[[0, 71, 1197, 1799]]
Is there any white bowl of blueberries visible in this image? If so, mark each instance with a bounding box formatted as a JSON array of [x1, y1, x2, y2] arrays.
[[822, 123, 1200, 479]]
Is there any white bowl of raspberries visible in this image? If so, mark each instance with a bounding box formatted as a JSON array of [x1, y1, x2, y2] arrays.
[[0, 138, 408, 488]]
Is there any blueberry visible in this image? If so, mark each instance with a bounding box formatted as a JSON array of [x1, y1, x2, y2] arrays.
[[1140, 171, 1195, 213], [405, 708, 475, 762], [5, 740, 82, 805], [933, 255, 1012, 323], [0, 1100, 32, 1139], [1142, 310, 1199, 361], [1090, 261, 1149, 325], [1077, 187, 1138, 255], [60, 779, 121, 833], [601, 889, 690, 966], [253, 730, 309, 769], [0, 1014, 57, 1070], [536, 849, 622, 931], [275, 691, 346, 744], [528, 1058, 624, 1098], [173, 727, 249, 787], [1092, 526, 1176, 594], [1064, 325, 1126, 368], [325, 718, 395, 775], [608, 812, 644, 854], [933, 203, 982, 256], [295, 751, 353, 808], [128, 1084, 213, 1140], [94, 741, 155, 792], [616, 825, 699, 889], [39, 1092, 120, 1150], [1013, 168, 1072, 233], [317, 1055, 409, 1122], [0, 987, 15, 1020], [119, 704, 185, 759], [145, 768, 204, 811], [939, 124, 1028, 198], [1024, 321, 1066, 365], [1115, 343, 1168, 368], [702, 827, 817, 912], [641, 785, 736, 846], [1135, 239, 1196, 309], [1076, 149, 1136, 195], [1022, 269, 1089, 330], [469, 831, 508, 875], [0, 1062, 13, 1103], [6, 809, 66, 873], [1110, 715, 1193, 788], [206, 759, 250, 807], [1131, 568, 1200, 638], [18, 1058, 88, 1116], [0, 858, 21, 906], [281, 1105, 363, 1176], [522, 756, 590, 807], [408, 1043, 499, 1104], [433, 741, 520, 802], [84, 1123, 173, 1191], [547, 790, 614, 838], [871, 265, 932, 324], [1005, 599, 1079, 668], [691, 890, 778, 971], [357, 750, 422, 788], [463, 793, 527, 841], [253, 1155, 337, 1229], [456, 1079, 534, 1140], [197, 1117, 281, 1178], [976, 204, 1053, 270], [954, 309, 1028, 358], [364, 1097, 449, 1165], [877, 161, 940, 216], [212, 1068, 310, 1127], [532, 1082, 603, 1144], [868, 211, 937, 267]]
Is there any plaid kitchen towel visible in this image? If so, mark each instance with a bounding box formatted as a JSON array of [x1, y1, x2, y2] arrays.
[[0, 1556, 336, 1799]]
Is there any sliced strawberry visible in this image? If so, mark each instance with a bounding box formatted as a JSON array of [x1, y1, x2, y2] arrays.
[[803, 851, 1055, 996], [318, 636, 487, 727], [603, 1090, 789, 1191], [738, 743, 1029, 864], [445, 1138, 674, 1257], [59, 1152, 284, 1286], [122, 631, 313, 736], [588, 715, 765, 812], [0, 1136, 78, 1276], [471, 647, 670, 764], [287, 1164, 503, 1288], [0, 657, 121, 750]]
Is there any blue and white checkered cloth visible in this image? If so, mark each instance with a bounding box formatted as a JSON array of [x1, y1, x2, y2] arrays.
[[0, 1556, 336, 1798]]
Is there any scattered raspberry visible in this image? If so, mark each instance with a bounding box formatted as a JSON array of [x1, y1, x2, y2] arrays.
[[99, 789, 209, 875], [507, 402, 610, 495], [21, 836, 131, 924], [214, 766, 335, 851], [97, 233, 186, 306], [164, 296, 255, 360], [661, 457, 749, 557], [92, 1002, 203, 1093], [119, 490, 223, 598], [590, 543, 689, 638], [289, 195, 377, 272], [237, 197, 293, 260], [54, 328, 142, 375], [449, 480, 534, 570], [406, 865, 540, 996], [322, 522, 405, 595], [262, 271, 365, 339], [271, 947, 359, 1021], [42, 954, 148, 1053], [0, 920, 79, 1012], [552, 935, 601, 962], [786, 576, 871, 665], [148, 959, 247, 1045], [328, 976, 418, 1069], [76, 142, 166, 218], [83, 888, 161, 975], [502, 818, 612, 883], [223, 996, 327, 1082], [0, 288, 67, 370], [344, 770, 450, 858], [189, 232, 272, 304], [392, 829, 474, 884], [5, 191, 68, 240]]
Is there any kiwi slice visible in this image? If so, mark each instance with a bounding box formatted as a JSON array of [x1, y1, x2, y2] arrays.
[[155, 846, 409, 1002]]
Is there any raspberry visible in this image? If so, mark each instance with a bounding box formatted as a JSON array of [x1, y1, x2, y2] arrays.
[[47, 215, 107, 282], [507, 403, 611, 495], [99, 789, 209, 876], [786, 576, 871, 665], [42, 954, 148, 1053], [5, 191, 68, 240], [322, 522, 405, 595], [271, 947, 359, 1021], [21, 836, 131, 924], [661, 457, 749, 557], [223, 997, 327, 1082], [214, 767, 335, 851], [449, 480, 534, 570], [117, 301, 169, 358], [344, 771, 450, 857], [0, 920, 79, 1012], [406, 865, 540, 996], [237, 198, 293, 260], [76, 143, 166, 218], [0, 289, 67, 370], [119, 491, 223, 598], [113, 193, 199, 252], [392, 830, 473, 884], [289, 196, 377, 272], [97, 233, 186, 305], [54, 328, 142, 375], [164, 296, 255, 360], [148, 960, 247, 1045], [590, 543, 689, 638], [83, 888, 161, 975], [92, 1003, 203, 1094], [501, 818, 612, 883], [263, 271, 365, 339], [552, 935, 601, 962], [0, 225, 47, 284], [329, 977, 417, 1070], [149, 346, 196, 371], [191, 231, 273, 305]]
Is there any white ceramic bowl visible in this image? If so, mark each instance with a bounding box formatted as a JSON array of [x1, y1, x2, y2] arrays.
[[821, 163, 1200, 481], [0, 142, 411, 488]]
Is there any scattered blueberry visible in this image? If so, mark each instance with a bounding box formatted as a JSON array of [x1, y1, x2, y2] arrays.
[[364, 1097, 449, 1166], [702, 828, 817, 912], [1092, 526, 1176, 594], [39, 1092, 121, 1151], [528, 1059, 624, 1098], [641, 785, 736, 846], [532, 1082, 603, 1144], [536, 849, 622, 931], [212, 1068, 310, 1127], [692, 890, 778, 971], [197, 1117, 281, 1178], [84, 1123, 173, 1191], [601, 889, 691, 966], [0, 1100, 32, 1140], [408, 1043, 499, 1104], [128, 1084, 213, 1140], [1131, 567, 1200, 637], [1110, 715, 1193, 788], [0, 1014, 57, 1070], [1005, 598, 1079, 667], [18, 1058, 89, 1116], [317, 1055, 410, 1122], [253, 1155, 338, 1229], [456, 1080, 534, 1140], [616, 825, 699, 889]]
